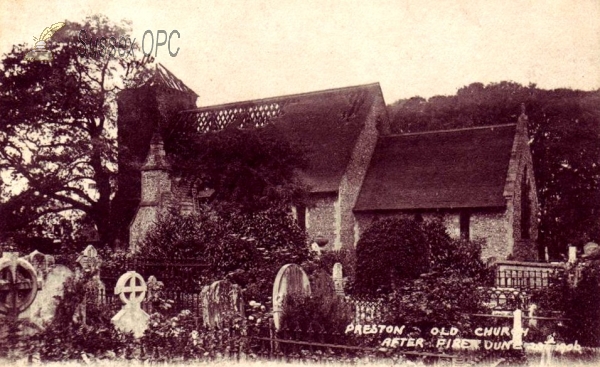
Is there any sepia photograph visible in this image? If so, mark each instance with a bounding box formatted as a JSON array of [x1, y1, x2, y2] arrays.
[[0, 1, 599, 366]]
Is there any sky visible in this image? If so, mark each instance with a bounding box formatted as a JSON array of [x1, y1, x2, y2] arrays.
[[1, 0, 599, 107]]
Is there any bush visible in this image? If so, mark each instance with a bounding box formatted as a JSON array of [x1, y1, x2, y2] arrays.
[[141, 309, 246, 361], [354, 217, 431, 296], [138, 206, 312, 303], [32, 275, 136, 362], [280, 293, 354, 343], [385, 271, 487, 333], [567, 259, 600, 346], [354, 217, 489, 297]]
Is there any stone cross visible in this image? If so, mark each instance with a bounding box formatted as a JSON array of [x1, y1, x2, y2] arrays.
[[0, 252, 42, 318], [332, 262, 344, 295], [272, 264, 311, 330], [111, 271, 149, 338], [76, 245, 101, 275]]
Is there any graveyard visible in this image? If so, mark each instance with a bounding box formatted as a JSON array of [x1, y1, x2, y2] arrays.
[[0, 222, 599, 366]]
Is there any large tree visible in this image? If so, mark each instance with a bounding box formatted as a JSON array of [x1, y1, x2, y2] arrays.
[[0, 15, 153, 245]]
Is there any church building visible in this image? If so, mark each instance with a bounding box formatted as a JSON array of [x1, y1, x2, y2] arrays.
[[116, 65, 539, 261]]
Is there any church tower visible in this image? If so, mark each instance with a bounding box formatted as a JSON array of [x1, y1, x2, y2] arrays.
[[112, 64, 198, 245], [129, 133, 172, 250]]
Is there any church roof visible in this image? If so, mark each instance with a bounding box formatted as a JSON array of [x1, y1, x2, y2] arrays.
[[354, 123, 517, 211], [176, 83, 384, 193], [146, 64, 198, 97]]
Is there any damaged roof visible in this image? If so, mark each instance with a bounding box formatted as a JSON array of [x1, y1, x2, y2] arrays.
[[146, 64, 198, 97], [354, 124, 517, 211], [176, 83, 384, 193]]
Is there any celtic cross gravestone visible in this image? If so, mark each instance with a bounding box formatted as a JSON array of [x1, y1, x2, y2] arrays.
[[111, 271, 149, 338], [0, 252, 42, 319]]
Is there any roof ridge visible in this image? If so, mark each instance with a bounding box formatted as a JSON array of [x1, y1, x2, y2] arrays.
[[150, 63, 199, 97], [179, 82, 382, 113], [386, 123, 517, 137]]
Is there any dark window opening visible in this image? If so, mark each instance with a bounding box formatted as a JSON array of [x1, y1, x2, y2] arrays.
[[521, 169, 531, 239], [296, 205, 306, 231], [460, 211, 470, 240]]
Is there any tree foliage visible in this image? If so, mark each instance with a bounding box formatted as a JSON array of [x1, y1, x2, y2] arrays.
[[388, 82, 600, 257], [0, 15, 153, 244], [138, 206, 311, 302], [354, 217, 489, 332], [354, 217, 431, 296], [568, 260, 600, 346], [166, 122, 309, 212]]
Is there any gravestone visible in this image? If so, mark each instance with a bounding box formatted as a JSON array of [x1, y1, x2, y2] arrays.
[[21, 265, 72, 327], [75, 245, 106, 304], [332, 262, 344, 295], [111, 271, 148, 338], [272, 264, 311, 330], [0, 252, 42, 318], [25, 250, 55, 283], [76, 245, 102, 276], [201, 279, 245, 329], [568, 246, 577, 263], [512, 309, 523, 349]]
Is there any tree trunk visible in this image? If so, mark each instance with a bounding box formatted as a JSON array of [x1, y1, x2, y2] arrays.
[[89, 134, 113, 247]]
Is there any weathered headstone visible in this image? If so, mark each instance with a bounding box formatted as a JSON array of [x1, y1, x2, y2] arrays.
[[272, 264, 311, 330], [145, 275, 164, 314], [111, 271, 148, 338], [25, 250, 55, 283], [201, 279, 245, 329], [76, 245, 102, 275], [333, 262, 344, 295], [21, 265, 73, 327], [0, 252, 41, 318]]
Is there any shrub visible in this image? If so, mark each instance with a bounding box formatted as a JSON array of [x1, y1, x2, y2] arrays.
[[354, 217, 489, 297], [354, 217, 431, 296], [138, 206, 312, 303], [141, 309, 246, 361], [567, 259, 600, 346], [32, 274, 136, 361], [280, 293, 354, 343], [385, 270, 487, 333]]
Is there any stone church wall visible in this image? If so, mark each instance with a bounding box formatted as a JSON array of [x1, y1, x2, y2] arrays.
[[306, 194, 338, 251], [336, 91, 388, 250], [503, 115, 539, 261]]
